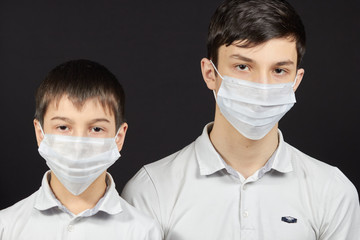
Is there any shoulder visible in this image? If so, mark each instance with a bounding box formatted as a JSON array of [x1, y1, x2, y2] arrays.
[[284, 143, 360, 236], [117, 197, 162, 237], [121, 140, 199, 225], [119, 197, 157, 225], [144, 140, 198, 178], [0, 191, 38, 229], [286, 143, 359, 203], [286, 144, 360, 237], [0, 191, 38, 218], [123, 140, 197, 192]]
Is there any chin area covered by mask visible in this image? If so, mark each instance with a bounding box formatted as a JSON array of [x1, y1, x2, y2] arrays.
[[38, 125, 121, 195], [211, 60, 296, 140]]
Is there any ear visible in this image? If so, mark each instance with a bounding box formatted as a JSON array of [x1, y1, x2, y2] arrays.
[[200, 58, 217, 91], [33, 119, 44, 147], [293, 68, 305, 92], [115, 122, 128, 152]]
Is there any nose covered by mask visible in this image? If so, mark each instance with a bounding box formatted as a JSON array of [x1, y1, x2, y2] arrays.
[[211, 61, 297, 140], [38, 126, 121, 195]]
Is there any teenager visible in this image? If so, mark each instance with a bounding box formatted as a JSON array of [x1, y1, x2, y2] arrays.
[[122, 0, 360, 239]]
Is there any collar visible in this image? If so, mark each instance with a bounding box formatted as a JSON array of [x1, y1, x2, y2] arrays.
[[195, 123, 293, 177], [34, 171, 122, 216]]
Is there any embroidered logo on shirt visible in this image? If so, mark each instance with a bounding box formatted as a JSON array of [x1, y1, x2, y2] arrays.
[[281, 216, 297, 223]]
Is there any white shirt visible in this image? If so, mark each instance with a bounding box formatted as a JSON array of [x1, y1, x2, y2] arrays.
[[0, 171, 162, 240], [122, 123, 360, 240]]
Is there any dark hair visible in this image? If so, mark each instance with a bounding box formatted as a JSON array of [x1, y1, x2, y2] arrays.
[[207, 0, 306, 67], [35, 59, 125, 130]]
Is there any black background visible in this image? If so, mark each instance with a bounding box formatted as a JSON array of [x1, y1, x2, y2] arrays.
[[1, 0, 359, 209]]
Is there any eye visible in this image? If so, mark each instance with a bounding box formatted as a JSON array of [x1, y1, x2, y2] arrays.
[[236, 64, 249, 71], [57, 125, 69, 131], [91, 127, 103, 133], [274, 68, 286, 75]]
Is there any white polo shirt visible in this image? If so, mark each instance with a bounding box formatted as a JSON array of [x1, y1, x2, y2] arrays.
[[0, 171, 161, 240], [122, 123, 360, 240]]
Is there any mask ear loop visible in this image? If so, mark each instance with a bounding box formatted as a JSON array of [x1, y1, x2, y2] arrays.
[[114, 125, 123, 156], [210, 60, 224, 80], [212, 89, 217, 100], [39, 123, 45, 138], [114, 125, 123, 142], [209, 60, 225, 100], [291, 73, 298, 88]]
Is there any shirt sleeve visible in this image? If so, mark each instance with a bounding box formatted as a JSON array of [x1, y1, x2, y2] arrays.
[[121, 167, 164, 236], [0, 213, 4, 240], [319, 168, 360, 240]]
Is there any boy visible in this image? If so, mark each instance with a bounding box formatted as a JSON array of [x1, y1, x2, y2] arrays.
[[122, 0, 360, 239], [0, 59, 161, 239]]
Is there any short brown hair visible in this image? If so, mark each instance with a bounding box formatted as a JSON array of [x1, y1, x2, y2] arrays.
[[34, 59, 125, 129], [208, 0, 306, 68]]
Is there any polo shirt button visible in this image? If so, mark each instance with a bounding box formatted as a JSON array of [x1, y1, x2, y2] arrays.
[[243, 185, 247, 190], [68, 225, 74, 232], [243, 211, 249, 218]]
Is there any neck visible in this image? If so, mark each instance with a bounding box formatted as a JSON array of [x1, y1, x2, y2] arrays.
[[210, 107, 279, 179], [49, 171, 107, 215]]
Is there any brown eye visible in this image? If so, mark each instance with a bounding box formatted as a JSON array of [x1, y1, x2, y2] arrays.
[[59, 126, 68, 131], [237, 64, 248, 71], [274, 68, 285, 74], [92, 127, 102, 132]]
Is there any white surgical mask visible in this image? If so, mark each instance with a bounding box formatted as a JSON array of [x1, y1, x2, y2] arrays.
[[211, 61, 297, 140], [38, 126, 121, 195]]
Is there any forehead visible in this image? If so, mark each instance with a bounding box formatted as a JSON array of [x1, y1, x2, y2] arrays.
[[219, 37, 298, 65], [44, 95, 115, 121]]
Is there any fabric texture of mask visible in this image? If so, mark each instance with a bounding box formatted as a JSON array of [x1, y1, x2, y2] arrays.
[[38, 128, 120, 195], [211, 61, 296, 140]]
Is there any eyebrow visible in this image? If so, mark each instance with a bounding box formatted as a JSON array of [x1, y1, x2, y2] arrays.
[[229, 54, 254, 63], [50, 117, 74, 124], [87, 118, 111, 125], [230, 54, 294, 67], [50, 117, 111, 125], [274, 60, 294, 66]]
